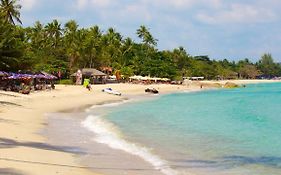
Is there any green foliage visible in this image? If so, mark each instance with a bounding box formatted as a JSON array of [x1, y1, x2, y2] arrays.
[[136, 25, 157, 46], [0, 17, 24, 71], [257, 53, 280, 77], [58, 79, 73, 85], [188, 58, 217, 79], [120, 66, 133, 80], [0, 0, 22, 25], [2, 1, 281, 80]]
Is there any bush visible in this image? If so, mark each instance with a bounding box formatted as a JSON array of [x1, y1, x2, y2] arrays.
[[58, 79, 73, 85]]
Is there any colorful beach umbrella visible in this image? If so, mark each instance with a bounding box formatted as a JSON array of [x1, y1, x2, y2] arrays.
[[39, 71, 57, 80], [33, 74, 47, 79], [7, 73, 33, 80], [0, 71, 9, 76]]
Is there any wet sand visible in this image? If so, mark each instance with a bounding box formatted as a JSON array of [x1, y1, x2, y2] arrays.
[[44, 112, 164, 175]]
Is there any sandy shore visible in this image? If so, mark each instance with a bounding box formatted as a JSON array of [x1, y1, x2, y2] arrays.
[[0, 83, 198, 175], [0, 80, 280, 175]]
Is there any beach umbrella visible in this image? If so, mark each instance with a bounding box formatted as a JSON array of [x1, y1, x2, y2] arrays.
[[40, 71, 57, 80], [7, 73, 32, 80], [150, 77, 161, 82], [129, 75, 143, 80], [161, 78, 170, 82], [7, 73, 20, 79], [140, 76, 152, 81], [21, 74, 33, 79], [33, 74, 47, 79], [0, 71, 9, 76]]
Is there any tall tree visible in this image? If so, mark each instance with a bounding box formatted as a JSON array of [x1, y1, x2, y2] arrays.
[[64, 20, 80, 71], [239, 64, 261, 79], [136, 25, 157, 46], [258, 53, 277, 77], [119, 37, 134, 66], [101, 27, 122, 67], [0, 18, 23, 70], [27, 21, 45, 50], [45, 19, 62, 48], [0, 0, 22, 25], [81, 25, 102, 68]]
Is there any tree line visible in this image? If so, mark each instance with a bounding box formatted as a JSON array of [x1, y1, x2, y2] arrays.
[[1, 0, 281, 80]]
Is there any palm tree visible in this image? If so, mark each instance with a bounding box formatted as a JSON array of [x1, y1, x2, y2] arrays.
[[0, 0, 22, 25], [45, 19, 62, 48], [136, 25, 157, 70], [102, 28, 122, 66], [26, 21, 45, 49], [64, 20, 80, 72], [0, 18, 22, 70], [136, 25, 157, 46], [120, 37, 134, 66], [83, 25, 102, 68], [64, 20, 78, 37]]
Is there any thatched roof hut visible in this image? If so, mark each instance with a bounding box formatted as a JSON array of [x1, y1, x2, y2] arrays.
[[71, 68, 107, 84], [82, 68, 107, 76], [71, 68, 107, 77]]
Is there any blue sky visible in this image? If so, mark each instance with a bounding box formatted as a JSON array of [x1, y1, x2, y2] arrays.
[[20, 0, 281, 62]]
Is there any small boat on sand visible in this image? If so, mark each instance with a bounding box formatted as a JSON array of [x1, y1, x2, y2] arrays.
[[145, 88, 159, 94], [102, 88, 121, 96]]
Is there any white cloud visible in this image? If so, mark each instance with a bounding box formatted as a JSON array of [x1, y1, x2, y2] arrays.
[[76, 0, 89, 10], [204, 0, 222, 9], [196, 3, 277, 24], [90, 0, 114, 8], [75, 0, 116, 11], [151, 0, 195, 9], [140, 0, 223, 9], [123, 4, 152, 22], [21, 0, 37, 11]]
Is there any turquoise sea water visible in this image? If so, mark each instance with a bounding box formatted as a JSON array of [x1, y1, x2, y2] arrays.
[[83, 83, 281, 175]]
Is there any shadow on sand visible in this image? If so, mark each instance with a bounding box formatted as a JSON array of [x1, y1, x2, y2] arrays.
[[0, 101, 22, 107], [0, 168, 24, 175], [0, 118, 18, 125], [0, 138, 85, 154], [171, 155, 281, 169]]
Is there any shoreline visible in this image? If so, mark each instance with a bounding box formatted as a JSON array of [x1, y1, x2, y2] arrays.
[[0, 80, 280, 175], [0, 83, 191, 175]]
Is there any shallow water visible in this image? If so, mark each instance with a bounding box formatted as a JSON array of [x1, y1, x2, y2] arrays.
[[82, 83, 281, 175], [45, 112, 163, 175]]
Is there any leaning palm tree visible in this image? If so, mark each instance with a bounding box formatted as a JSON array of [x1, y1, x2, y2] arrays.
[[0, 0, 22, 25], [136, 25, 157, 46]]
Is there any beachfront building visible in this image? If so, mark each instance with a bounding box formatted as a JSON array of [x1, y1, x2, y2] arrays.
[[71, 68, 107, 84]]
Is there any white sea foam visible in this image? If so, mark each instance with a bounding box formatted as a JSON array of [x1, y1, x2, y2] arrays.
[[81, 115, 179, 175], [85, 100, 129, 112]]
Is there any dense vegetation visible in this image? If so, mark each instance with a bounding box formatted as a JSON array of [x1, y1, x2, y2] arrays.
[[1, 0, 281, 80]]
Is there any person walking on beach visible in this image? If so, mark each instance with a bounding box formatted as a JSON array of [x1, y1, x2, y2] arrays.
[[86, 84, 92, 91]]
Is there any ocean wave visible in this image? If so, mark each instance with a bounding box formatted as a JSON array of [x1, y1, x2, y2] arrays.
[[81, 115, 179, 175], [85, 100, 129, 112]]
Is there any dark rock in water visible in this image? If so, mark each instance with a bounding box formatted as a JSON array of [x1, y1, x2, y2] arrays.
[[145, 88, 159, 94], [224, 82, 239, 88]]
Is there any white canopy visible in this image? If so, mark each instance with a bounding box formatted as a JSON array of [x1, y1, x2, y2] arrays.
[[129, 75, 170, 82]]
